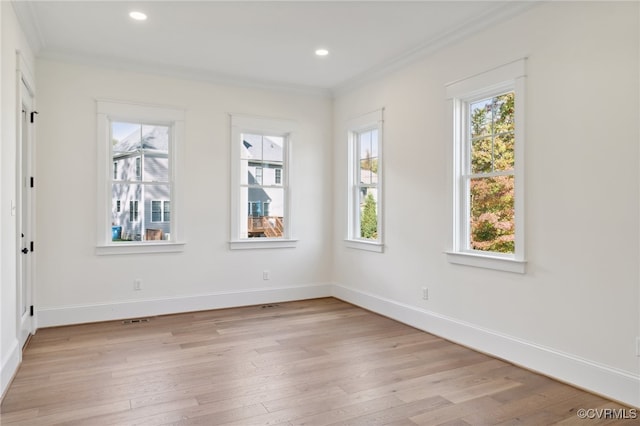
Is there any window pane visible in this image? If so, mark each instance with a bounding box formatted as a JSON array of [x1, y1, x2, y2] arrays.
[[241, 134, 263, 160], [493, 92, 515, 134], [263, 136, 284, 163], [469, 175, 514, 253], [246, 187, 284, 238], [469, 92, 515, 174], [470, 99, 492, 139], [243, 134, 284, 186], [359, 187, 378, 240], [112, 183, 142, 241], [112, 123, 169, 183], [359, 130, 378, 180], [494, 132, 515, 172], [471, 137, 492, 174], [144, 185, 170, 240], [111, 182, 171, 241], [151, 201, 162, 222]]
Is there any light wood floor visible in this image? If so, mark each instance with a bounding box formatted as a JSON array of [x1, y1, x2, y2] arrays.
[[0, 298, 635, 425]]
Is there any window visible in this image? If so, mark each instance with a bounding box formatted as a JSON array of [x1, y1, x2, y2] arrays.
[[96, 100, 185, 254], [135, 157, 142, 180], [129, 200, 139, 222], [230, 114, 296, 249], [151, 200, 170, 223], [446, 59, 526, 273], [346, 109, 384, 252]]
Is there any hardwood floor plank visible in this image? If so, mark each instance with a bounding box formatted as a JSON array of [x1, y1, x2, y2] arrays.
[[1, 298, 633, 425]]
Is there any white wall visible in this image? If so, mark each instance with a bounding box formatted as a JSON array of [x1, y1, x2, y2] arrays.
[[34, 59, 333, 324], [332, 2, 639, 407], [0, 2, 35, 397]]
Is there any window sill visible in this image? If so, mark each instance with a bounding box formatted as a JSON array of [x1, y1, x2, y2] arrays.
[[229, 239, 298, 250], [96, 242, 186, 255], [445, 251, 526, 274], [345, 239, 384, 253]]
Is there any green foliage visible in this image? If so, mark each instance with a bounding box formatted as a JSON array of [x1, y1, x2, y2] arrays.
[[360, 151, 378, 174], [469, 92, 515, 254], [470, 176, 514, 253], [360, 193, 378, 239]]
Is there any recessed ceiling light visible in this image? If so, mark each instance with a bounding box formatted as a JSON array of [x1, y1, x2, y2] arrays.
[[315, 48, 329, 57], [129, 11, 147, 21]]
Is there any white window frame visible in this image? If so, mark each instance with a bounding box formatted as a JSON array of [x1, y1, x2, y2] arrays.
[[345, 108, 384, 253], [230, 114, 297, 249], [445, 59, 526, 273], [163, 200, 170, 222], [96, 100, 185, 255]]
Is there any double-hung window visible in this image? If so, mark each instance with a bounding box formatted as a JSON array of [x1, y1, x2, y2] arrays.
[[230, 114, 296, 249], [96, 100, 185, 254], [345, 109, 384, 253], [446, 59, 526, 273]]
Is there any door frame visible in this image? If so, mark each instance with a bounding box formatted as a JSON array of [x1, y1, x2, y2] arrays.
[[16, 52, 36, 348]]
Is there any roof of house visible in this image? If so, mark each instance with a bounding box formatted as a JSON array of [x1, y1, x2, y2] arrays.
[[114, 125, 169, 154], [242, 135, 283, 164]]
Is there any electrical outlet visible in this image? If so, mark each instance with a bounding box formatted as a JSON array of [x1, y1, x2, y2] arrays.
[[422, 287, 428, 300], [636, 337, 640, 357], [134, 279, 142, 291], [263, 270, 270, 280]]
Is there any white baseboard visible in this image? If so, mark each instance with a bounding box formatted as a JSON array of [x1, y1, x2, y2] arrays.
[[37, 283, 332, 328], [31, 282, 640, 408], [332, 283, 640, 409], [1, 339, 21, 401]]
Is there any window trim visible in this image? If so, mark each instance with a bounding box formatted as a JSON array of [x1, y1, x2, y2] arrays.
[[229, 114, 297, 250], [96, 100, 185, 255], [345, 108, 384, 253], [445, 59, 526, 273]]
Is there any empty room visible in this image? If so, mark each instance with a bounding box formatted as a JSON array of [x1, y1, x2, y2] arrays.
[[1, 0, 639, 424]]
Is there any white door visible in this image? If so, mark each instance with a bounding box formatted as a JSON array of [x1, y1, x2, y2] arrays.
[[17, 77, 35, 348]]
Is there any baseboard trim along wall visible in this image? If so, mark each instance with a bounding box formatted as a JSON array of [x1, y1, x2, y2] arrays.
[[0, 339, 21, 401], [30, 282, 639, 408], [331, 283, 640, 409], [36, 283, 333, 328]]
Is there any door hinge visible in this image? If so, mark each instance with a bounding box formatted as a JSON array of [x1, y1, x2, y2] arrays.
[[30, 305, 34, 316], [30, 177, 34, 188], [30, 241, 34, 252], [30, 111, 38, 123]]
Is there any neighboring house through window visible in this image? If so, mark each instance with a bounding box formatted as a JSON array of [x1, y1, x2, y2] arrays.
[[445, 59, 526, 273], [230, 114, 296, 249], [346, 109, 384, 252], [96, 100, 185, 254]]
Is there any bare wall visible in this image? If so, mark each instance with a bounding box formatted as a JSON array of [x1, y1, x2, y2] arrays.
[[34, 59, 333, 322], [332, 0, 639, 405]]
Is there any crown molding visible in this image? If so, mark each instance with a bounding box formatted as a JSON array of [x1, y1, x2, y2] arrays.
[[37, 49, 333, 98], [11, 0, 45, 53], [331, 1, 539, 97]]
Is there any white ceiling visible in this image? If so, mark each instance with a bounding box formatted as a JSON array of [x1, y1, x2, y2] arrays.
[[12, 1, 536, 94]]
